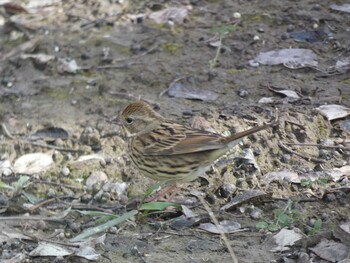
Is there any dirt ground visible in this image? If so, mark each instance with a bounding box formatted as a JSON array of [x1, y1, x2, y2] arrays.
[[0, 0, 349, 262]]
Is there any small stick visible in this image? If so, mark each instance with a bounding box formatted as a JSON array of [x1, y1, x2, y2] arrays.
[[198, 196, 238, 263], [284, 142, 350, 151], [0, 123, 14, 139], [0, 216, 65, 223], [27, 141, 87, 153], [278, 142, 325, 163]]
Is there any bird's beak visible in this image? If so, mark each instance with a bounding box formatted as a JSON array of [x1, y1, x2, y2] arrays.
[[109, 115, 122, 125]]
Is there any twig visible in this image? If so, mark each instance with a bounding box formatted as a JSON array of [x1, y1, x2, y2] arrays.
[[80, 13, 124, 29], [159, 76, 187, 97], [284, 142, 350, 151], [24, 233, 81, 248], [29, 195, 72, 212], [27, 141, 87, 153], [79, 62, 137, 71], [0, 216, 65, 223], [32, 180, 82, 190], [198, 196, 238, 263], [0, 123, 14, 139], [284, 120, 305, 130], [134, 246, 147, 263], [278, 142, 325, 163]]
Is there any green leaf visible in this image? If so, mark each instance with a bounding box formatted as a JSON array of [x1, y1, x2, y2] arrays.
[[14, 176, 30, 192], [70, 210, 138, 242], [277, 213, 290, 227], [256, 221, 269, 229], [95, 215, 117, 225], [139, 202, 179, 211], [0, 180, 13, 190], [267, 223, 280, 232], [301, 178, 312, 187], [75, 210, 115, 217], [22, 192, 39, 204]]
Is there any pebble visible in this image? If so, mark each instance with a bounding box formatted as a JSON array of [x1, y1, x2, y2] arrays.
[[216, 184, 236, 198], [281, 33, 289, 40], [237, 88, 249, 98], [286, 24, 295, 32], [65, 153, 73, 161], [54, 138, 64, 147], [205, 192, 217, 204], [2, 167, 13, 176], [61, 167, 70, 176], [249, 207, 263, 220], [307, 218, 316, 227], [324, 193, 336, 202], [86, 171, 108, 189], [68, 222, 81, 233], [109, 227, 118, 234], [281, 154, 291, 163], [47, 188, 56, 198], [233, 12, 241, 19], [80, 194, 92, 203], [297, 252, 310, 263], [0, 194, 9, 207]]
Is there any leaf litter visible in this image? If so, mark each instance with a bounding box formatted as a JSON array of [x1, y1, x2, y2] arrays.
[[0, 0, 350, 262]]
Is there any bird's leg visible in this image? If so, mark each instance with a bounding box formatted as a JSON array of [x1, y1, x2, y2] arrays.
[[146, 183, 177, 202]]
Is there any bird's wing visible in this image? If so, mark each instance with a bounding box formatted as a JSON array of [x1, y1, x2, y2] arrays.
[[137, 121, 226, 156]]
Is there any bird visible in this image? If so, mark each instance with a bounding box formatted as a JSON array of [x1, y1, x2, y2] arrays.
[[118, 100, 272, 200]]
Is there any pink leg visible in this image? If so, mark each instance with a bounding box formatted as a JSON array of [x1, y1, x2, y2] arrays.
[[146, 183, 177, 202]]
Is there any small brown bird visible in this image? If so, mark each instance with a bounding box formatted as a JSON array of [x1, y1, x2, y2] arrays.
[[119, 101, 272, 197]]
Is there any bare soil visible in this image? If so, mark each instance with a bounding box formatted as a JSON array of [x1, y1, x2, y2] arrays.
[[0, 0, 349, 262]]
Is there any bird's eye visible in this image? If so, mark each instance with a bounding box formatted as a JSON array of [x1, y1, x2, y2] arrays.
[[125, 117, 134, 124]]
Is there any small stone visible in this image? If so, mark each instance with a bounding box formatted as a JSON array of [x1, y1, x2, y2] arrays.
[[65, 153, 73, 161], [307, 218, 316, 227], [0, 194, 9, 207], [233, 12, 241, 19], [119, 194, 128, 205], [286, 24, 295, 32], [237, 88, 249, 98], [304, 225, 312, 234], [249, 207, 263, 220], [324, 193, 336, 202], [321, 212, 330, 221], [86, 171, 108, 189], [35, 220, 47, 230], [54, 138, 64, 147], [109, 227, 118, 234], [47, 188, 56, 198], [297, 252, 309, 263], [205, 192, 217, 204], [281, 33, 289, 40], [105, 157, 113, 164], [81, 194, 92, 203], [257, 28, 265, 33], [61, 167, 70, 176], [100, 158, 107, 167], [71, 100, 77, 105], [68, 222, 81, 233], [253, 35, 260, 41], [84, 127, 93, 134], [216, 184, 236, 198], [2, 167, 13, 176], [281, 154, 291, 163]]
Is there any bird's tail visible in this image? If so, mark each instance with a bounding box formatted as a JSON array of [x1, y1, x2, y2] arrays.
[[225, 123, 272, 148]]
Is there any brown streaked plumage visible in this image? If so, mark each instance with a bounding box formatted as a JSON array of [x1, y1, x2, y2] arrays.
[[119, 101, 271, 183]]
